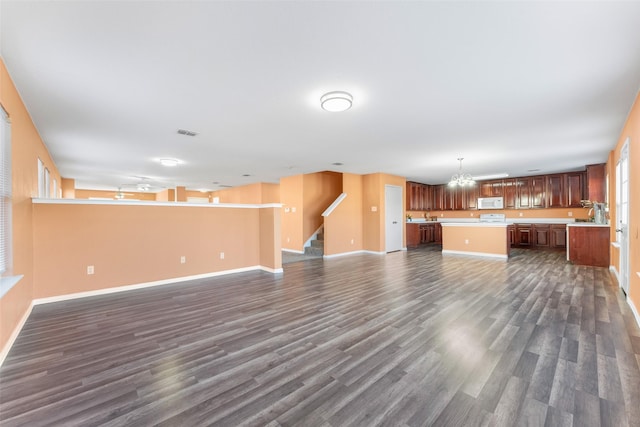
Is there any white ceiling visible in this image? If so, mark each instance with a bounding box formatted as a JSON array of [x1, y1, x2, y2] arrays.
[[2, 1, 640, 191]]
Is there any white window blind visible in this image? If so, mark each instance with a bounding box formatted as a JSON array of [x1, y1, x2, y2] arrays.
[[1, 106, 11, 274]]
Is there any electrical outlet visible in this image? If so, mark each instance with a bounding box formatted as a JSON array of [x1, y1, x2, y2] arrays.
[[220, 252, 225, 260], [568, 211, 573, 217], [351, 239, 354, 245], [284, 207, 290, 213], [180, 256, 186, 264], [371, 206, 377, 212], [464, 239, 469, 245], [519, 212, 523, 217], [87, 265, 94, 275], [291, 207, 296, 213]]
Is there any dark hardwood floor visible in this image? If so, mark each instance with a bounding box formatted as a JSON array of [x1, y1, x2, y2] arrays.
[[1, 247, 639, 426]]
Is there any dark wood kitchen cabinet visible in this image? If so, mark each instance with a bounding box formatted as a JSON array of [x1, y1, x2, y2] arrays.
[[534, 224, 550, 247], [547, 174, 565, 208], [531, 176, 547, 208], [465, 185, 479, 210], [508, 224, 516, 246], [586, 163, 606, 203], [480, 180, 503, 197], [568, 225, 609, 267], [566, 172, 585, 207], [406, 223, 420, 248], [550, 224, 567, 248], [503, 179, 517, 209], [516, 224, 533, 246]]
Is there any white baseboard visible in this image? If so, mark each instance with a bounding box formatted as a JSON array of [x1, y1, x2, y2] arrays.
[[260, 266, 283, 274], [323, 250, 385, 259], [0, 301, 34, 368], [610, 266, 620, 285], [628, 296, 640, 329], [442, 249, 508, 260], [282, 248, 305, 254], [33, 265, 277, 306]]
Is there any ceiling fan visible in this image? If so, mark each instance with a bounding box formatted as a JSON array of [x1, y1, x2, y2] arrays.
[[114, 187, 134, 200], [118, 176, 168, 194]]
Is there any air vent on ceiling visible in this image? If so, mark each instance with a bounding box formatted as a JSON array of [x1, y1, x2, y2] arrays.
[[177, 129, 198, 136]]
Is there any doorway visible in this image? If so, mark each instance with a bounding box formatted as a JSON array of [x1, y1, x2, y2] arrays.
[[385, 185, 403, 252], [616, 139, 630, 295]]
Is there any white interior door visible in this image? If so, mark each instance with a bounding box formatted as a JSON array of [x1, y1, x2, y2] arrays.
[[616, 139, 630, 295], [385, 185, 403, 252]]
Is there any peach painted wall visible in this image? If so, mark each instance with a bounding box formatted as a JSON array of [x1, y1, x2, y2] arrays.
[[176, 186, 187, 202], [362, 173, 406, 253], [280, 174, 304, 251], [32, 202, 281, 298], [61, 178, 75, 199], [610, 90, 640, 309], [75, 189, 156, 201], [211, 182, 280, 204], [259, 207, 282, 270], [0, 58, 61, 351], [302, 171, 343, 240], [442, 225, 509, 257], [324, 173, 364, 256]]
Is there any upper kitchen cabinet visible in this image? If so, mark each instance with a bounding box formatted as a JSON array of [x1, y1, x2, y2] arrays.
[[586, 163, 606, 203], [480, 180, 503, 197], [516, 176, 546, 209], [406, 182, 422, 210], [465, 185, 479, 210], [546, 174, 565, 208], [503, 178, 517, 209], [566, 172, 585, 207]]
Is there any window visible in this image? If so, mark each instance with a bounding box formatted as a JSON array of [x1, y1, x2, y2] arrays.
[[37, 158, 44, 198], [1, 105, 11, 275]]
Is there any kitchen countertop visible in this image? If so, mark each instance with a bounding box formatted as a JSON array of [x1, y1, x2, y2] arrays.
[[566, 222, 610, 227], [407, 218, 579, 225]]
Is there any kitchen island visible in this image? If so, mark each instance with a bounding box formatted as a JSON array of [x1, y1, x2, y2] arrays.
[[441, 222, 510, 259]]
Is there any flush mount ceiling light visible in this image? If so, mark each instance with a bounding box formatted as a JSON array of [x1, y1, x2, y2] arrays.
[[449, 157, 476, 187], [159, 158, 179, 167], [320, 91, 353, 112]]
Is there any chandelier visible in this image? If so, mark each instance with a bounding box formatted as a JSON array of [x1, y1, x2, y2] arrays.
[[449, 157, 475, 187]]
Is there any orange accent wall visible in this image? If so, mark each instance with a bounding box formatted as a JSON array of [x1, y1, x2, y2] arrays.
[[610, 90, 640, 308], [211, 182, 280, 204], [0, 58, 61, 351], [280, 174, 304, 251], [61, 178, 75, 199], [362, 173, 406, 252], [442, 225, 509, 257], [324, 173, 364, 256], [32, 202, 281, 298], [303, 171, 343, 241]]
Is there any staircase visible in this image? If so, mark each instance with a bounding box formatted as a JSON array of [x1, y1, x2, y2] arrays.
[[304, 229, 324, 257]]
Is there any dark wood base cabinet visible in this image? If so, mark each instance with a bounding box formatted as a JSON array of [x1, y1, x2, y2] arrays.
[[406, 223, 442, 248], [512, 223, 566, 249], [568, 226, 610, 267]]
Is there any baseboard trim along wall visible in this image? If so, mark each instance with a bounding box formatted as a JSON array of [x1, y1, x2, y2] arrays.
[[0, 302, 34, 368], [0, 264, 279, 368], [628, 296, 640, 330], [33, 265, 277, 306], [442, 249, 508, 260], [323, 250, 385, 259]]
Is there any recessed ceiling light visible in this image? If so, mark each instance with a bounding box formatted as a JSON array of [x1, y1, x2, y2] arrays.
[[332, 162, 344, 166], [321, 91, 353, 112], [160, 158, 179, 167], [218, 184, 232, 188], [212, 181, 220, 184], [527, 169, 541, 172], [242, 174, 251, 177], [177, 129, 198, 136]]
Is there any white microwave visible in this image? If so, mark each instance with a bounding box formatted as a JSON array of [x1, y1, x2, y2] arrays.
[[477, 197, 504, 209]]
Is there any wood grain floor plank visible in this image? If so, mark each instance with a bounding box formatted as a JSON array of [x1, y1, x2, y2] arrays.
[[1, 247, 639, 426]]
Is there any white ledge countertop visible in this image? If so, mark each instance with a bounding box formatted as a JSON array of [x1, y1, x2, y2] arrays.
[[566, 222, 610, 227]]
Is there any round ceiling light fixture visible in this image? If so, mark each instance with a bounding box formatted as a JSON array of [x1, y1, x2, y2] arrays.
[[159, 158, 179, 167], [320, 91, 353, 112]]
